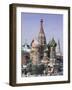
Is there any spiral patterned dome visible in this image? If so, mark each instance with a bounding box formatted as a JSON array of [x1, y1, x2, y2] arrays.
[[31, 39, 39, 48]]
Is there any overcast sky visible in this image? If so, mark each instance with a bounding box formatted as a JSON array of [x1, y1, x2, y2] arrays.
[[21, 13, 63, 52]]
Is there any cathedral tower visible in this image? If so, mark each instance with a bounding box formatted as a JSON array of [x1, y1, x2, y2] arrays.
[[38, 19, 46, 45], [38, 19, 46, 59], [56, 40, 61, 56], [49, 38, 57, 67]]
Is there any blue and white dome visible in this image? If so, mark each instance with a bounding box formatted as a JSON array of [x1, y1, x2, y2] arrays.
[[22, 43, 31, 53]]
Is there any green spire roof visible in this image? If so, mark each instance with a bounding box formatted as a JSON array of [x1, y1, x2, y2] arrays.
[[48, 38, 57, 47]]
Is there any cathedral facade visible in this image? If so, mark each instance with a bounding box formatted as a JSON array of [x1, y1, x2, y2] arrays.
[[30, 19, 57, 67]]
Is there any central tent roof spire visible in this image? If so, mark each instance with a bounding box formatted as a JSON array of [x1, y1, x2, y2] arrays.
[[38, 19, 46, 46], [40, 19, 44, 34]]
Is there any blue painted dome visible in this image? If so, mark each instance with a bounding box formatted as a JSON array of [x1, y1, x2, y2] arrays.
[[22, 43, 31, 53]]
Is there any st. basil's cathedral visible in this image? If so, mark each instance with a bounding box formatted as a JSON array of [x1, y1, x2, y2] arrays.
[[21, 19, 63, 77]]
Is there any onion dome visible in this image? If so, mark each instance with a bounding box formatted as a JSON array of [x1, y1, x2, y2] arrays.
[[48, 38, 57, 47], [22, 42, 31, 53], [31, 39, 39, 48]]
